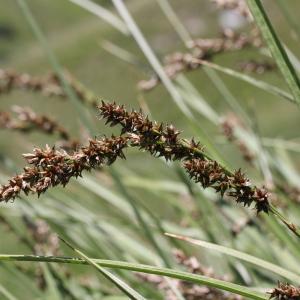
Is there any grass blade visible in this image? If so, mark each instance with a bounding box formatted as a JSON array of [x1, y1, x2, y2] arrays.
[[195, 59, 295, 103], [0, 255, 268, 300], [68, 0, 129, 35], [59, 237, 147, 300], [165, 233, 300, 283], [247, 0, 300, 104]]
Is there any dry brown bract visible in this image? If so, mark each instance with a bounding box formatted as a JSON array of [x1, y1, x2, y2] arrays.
[[269, 282, 300, 300]]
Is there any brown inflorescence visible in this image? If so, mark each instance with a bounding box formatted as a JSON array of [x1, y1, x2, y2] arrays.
[[138, 29, 263, 91], [0, 136, 128, 202], [138, 249, 243, 300], [99, 101, 270, 213], [0, 106, 80, 151], [0, 69, 98, 107], [0, 101, 270, 214], [0, 106, 70, 140], [269, 282, 300, 300]]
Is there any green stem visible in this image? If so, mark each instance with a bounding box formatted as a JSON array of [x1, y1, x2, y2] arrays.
[[0, 255, 267, 300]]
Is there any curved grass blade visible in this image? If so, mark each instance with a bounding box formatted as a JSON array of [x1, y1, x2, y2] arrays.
[[247, 0, 300, 104], [195, 59, 295, 104], [165, 233, 300, 283], [0, 255, 268, 300], [59, 237, 147, 300]]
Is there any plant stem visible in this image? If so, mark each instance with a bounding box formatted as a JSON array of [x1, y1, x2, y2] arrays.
[[0, 255, 268, 300]]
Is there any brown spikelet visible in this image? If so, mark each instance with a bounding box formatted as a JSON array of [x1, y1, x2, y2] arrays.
[[269, 282, 300, 299], [0, 136, 128, 202], [99, 101, 270, 213]]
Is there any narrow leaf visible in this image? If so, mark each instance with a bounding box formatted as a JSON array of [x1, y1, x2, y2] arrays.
[[165, 233, 300, 283], [247, 0, 300, 104]]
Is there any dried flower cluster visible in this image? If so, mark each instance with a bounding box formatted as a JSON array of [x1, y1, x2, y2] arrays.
[[0, 106, 79, 150], [1, 106, 68, 139], [99, 102, 270, 213], [0, 136, 128, 202], [0, 101, 270, 213], [138, 29, 263, 91], [139, 249, 243, 300], [221, 113, 255, 163], [238, 60, 276, 74], [0, 69, 97, 107], [269, 282, 300, 300], [211, 0, 252, 21]]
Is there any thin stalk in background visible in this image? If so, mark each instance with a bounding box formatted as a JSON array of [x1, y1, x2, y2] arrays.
[[247, 0, 300, 104], [16, 0, 95, 133], [112, 0, 193, 118]]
